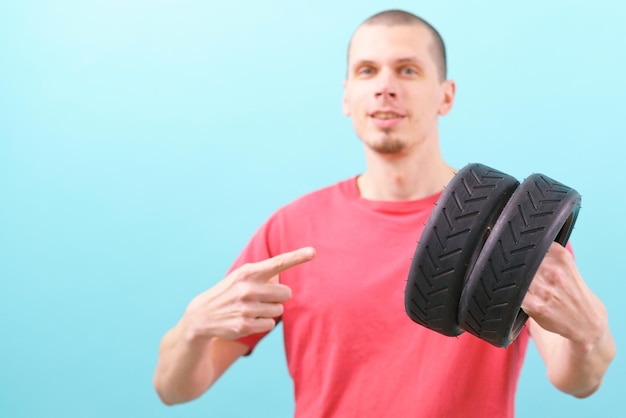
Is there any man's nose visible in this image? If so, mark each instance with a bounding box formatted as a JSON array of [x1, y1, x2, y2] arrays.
[[375, 69, 397, 99]]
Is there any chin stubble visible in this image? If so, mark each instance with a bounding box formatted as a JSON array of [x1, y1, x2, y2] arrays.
[[370, 130, 406, 154]]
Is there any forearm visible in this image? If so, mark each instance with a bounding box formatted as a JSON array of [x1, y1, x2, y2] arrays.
[[536, 318, 616, 397], [153, 318, 217, 405]]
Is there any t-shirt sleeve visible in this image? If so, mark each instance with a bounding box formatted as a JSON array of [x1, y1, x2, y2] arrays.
[[226, 218, 278, 355]]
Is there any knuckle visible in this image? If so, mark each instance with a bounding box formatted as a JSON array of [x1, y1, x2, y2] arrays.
[[233, 299, 254, 317], [236, 282, 257, 302], [546, 267, 564, 285], [235, 263, 254, 279], [232, 324, 247, 336], [233, 318, 253, 336], [230, 271, 246, 284], [534, 301, 548, 317], [525, 299, 542, 317], [537, 264, 561, 284]]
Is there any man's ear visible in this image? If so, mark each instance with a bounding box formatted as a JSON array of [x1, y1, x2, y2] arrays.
[[438, 79, 456, 116]]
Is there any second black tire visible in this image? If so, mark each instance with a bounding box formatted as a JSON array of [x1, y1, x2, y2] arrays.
[[457, 173, 581, 347]]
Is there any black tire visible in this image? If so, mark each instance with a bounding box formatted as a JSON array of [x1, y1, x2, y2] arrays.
[[404, 163, 519, 336], [458, 173, 581, 347]]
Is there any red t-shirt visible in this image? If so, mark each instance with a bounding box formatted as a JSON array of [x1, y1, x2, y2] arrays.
[[231, 177, 529, 418]]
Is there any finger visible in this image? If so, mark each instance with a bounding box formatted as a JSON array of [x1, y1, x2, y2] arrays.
[[253, 301, 285, 319], [230, 317, 278, 338], [525, 273, 550, 304], [239, 299, 286, 319], [247, 317, 277, 335], [256, 283, 292, 303], [521, 290, 536, 314], [248, 247, 316, 282]]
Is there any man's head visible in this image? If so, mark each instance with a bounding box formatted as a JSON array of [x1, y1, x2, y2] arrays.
[[348, 10, 447, 81], [343, 10, 455, 156]]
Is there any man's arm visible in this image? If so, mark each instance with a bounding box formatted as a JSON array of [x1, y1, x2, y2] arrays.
[[153, 247, 316, 405], [154, 327, 249, 405], [522, 243, 616, 397]]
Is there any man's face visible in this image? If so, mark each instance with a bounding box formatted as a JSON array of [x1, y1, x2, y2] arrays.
[[343, 24, 454, 155]]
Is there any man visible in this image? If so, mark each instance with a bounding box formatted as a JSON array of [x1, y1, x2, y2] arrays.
[[153, 10, 615, 417]]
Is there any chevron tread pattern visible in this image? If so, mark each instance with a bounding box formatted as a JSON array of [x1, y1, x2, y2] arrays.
[[458, 174, 581, 347], [405, 163, 519, 336]]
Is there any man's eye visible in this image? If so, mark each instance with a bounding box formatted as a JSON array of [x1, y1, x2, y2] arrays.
[[401, 67, 417, 75], [358, 67, 374, 75]]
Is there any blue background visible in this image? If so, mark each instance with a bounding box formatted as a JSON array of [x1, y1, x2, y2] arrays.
[[1, 1, 624, 417]]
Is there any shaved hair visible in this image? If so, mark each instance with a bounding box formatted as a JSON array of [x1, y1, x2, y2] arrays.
[[349, 9, 447, 81]]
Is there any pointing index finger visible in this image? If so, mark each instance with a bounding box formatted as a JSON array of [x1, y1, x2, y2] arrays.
[[252, 247, 316, 281]]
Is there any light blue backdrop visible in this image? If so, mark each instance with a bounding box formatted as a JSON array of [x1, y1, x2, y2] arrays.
[[1, 1, 624, 417]]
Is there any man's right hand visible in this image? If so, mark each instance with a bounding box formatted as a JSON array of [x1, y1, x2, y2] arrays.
[[153, 246, 316, 405], [181, 246, 316, 342]]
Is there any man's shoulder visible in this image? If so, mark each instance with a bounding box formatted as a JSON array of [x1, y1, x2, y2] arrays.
[[278, 177, 356, 215]]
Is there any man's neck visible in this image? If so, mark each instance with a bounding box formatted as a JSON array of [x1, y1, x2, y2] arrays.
[[357, 146, 455, 201]]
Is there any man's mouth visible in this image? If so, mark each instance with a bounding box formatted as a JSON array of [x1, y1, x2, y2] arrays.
[[370, 111, 405, 128], [371, 111, 404, 120]]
